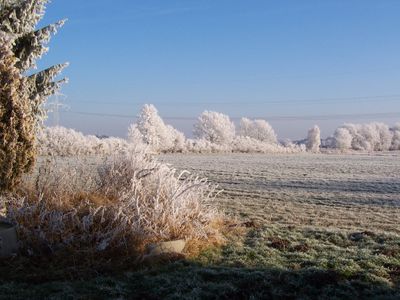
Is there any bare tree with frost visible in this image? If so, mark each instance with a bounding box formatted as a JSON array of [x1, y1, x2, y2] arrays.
[[306, 125, 321, 153]]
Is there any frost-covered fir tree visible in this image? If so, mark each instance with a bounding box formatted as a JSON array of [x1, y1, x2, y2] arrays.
[[194, 111, 235, 145], [306, 125, 321, 153], [0, 31, 34, 190], [0, 0, 67, 191]]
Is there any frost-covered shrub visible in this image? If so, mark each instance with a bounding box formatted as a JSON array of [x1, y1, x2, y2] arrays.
[[232, 136, 304, 153], [194, 111, 235, 145], [334, 127, 352, 150], [239, 118, 277, 144], [167, 125, 186, 152], [306, 125, 321, 153], [373, 123, 392, 151], [127, 123, 143, 145], [390, 123, 400, 150], [184, 136, 305, 154], [1, 152, 221, 261], [184, 139, 232, 154], [38, 126, 144, 156], [130, 104, 185, 153], [333, 122, 393, 151]]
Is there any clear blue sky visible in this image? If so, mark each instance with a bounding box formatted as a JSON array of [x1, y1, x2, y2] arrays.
[[39, 0, 400, 139]]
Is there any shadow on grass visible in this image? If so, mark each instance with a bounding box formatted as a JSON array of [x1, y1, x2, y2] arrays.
[[0, 261, 399, 299], [0, 226, 399, 299]]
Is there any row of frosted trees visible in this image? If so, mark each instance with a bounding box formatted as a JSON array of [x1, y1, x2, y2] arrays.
[[38, 104, 400, 156], [128, 105, 305, 154], [333, 123, 400, 151]]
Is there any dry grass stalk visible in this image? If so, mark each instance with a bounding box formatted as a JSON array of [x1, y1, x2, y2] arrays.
[[0, 152, 223, 267]]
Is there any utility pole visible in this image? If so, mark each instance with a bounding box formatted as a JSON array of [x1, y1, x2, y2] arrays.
[[47, 92, 68, 126]]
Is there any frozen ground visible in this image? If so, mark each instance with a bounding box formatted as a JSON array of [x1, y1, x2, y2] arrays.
[[4, 152, 399, 298], [160, 152, 400, 234]]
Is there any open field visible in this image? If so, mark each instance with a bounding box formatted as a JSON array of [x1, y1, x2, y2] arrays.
[[160, 152, 400, 234], [1, 153, 400, 299]]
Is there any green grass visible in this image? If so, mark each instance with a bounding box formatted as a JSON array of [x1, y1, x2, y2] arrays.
[[1, 225, 399, 299]]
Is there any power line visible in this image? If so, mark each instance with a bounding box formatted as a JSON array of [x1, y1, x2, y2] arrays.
[[64, 111, 400, 122], [66, 94, 400, 107]]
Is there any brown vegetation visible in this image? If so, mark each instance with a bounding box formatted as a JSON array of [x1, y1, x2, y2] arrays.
[[0, 153, 224, 271]]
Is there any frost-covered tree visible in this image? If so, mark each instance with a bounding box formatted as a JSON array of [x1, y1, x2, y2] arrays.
[[239, 118, 277, 144], [127, 123, 143, 144], [334, 122, 393, 151], [374, 123, 392, 151], [1, 0, 68, 124], [132, 104, 185, 152], [135, 104, 170, 151], [390, 123, 400, 150], [166, 124, 185, 152], [306, 125, 321, 152], [0, 31, 35, 190], [334, 127, 352, 150], [0, 0, 67, 191], [194, 111, 235, 145]]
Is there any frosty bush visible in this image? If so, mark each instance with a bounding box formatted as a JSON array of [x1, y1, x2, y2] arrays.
[[306, 125, 321, 153], [334, 127, 352, 151], [166, 124, 186, 152], [390, 123, 400, 150], [232, 136, 305, 154], [38, 126, 145, 156], [1, 152, 221, 262], [194, 111, 235, 145], [333, 122, 394, 151], [184, 138, 232, 154], [239, 118, 277, 144]]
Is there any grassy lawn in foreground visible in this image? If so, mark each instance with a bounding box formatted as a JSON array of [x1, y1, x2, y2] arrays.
[[1, 153, 399, 299], [1, 225, 399, 299]]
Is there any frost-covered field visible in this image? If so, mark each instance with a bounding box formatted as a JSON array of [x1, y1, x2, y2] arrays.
[[161, 152, 400, 234]]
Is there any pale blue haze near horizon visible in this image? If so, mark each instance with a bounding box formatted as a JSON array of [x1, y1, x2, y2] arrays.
[[39, 0, 400, 139]]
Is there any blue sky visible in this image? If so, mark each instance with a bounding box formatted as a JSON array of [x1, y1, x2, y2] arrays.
[[39, 0, 400, 139]]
